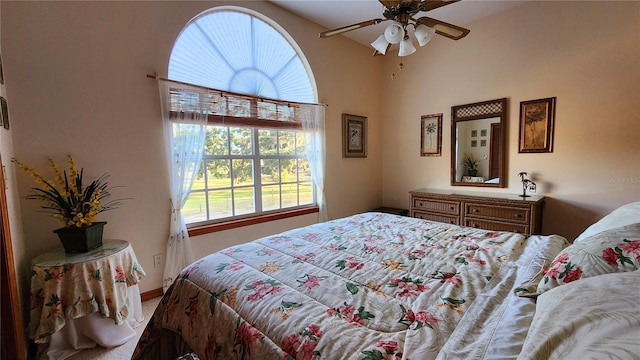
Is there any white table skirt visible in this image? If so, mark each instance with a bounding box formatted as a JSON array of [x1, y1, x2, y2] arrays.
[[38, 285, 144, 360]]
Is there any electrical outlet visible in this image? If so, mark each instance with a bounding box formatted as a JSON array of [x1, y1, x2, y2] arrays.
[[153, 254, 162, 268]]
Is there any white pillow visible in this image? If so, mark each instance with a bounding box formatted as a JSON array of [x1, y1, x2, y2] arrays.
[[574, 201, 640, 243], [518, 271, 640, 360]]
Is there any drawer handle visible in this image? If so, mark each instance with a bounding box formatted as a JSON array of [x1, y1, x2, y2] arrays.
[[450, 221, 455, 224], [472, 223, 479, 228], [514, 214, 522, 218], [450, 206, 455, 210], [473, 209, 479, 213]]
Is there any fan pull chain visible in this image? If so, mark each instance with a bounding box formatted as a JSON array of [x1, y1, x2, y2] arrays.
[[391, 49, 397, 80]]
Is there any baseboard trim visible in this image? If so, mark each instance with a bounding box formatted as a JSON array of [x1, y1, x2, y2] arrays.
[[141, 288, 163, 302]]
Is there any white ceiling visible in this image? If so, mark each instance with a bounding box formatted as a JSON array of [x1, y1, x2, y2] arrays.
[[269, 0, 528, 47]]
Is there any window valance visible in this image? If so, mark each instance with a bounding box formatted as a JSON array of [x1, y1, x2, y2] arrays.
[[157, 77, 325, 130]]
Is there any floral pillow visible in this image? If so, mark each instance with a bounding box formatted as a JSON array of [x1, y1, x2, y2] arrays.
[[537, 223, 640, 294]]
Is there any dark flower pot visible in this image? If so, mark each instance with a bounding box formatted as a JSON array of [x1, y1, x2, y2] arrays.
[[467, 169, 478, 177], [54, 222, 106, 253]]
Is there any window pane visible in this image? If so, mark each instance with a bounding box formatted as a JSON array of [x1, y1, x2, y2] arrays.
[[299, 182, 313, 205], [280, 159, 297, 182], [234, 187, 255, 215], [205, 126, 229, 155], [298, 159, 311, 182], [207, 159, 231, 189], [208, 189, 233, 220], [279, 131, 295, 155], [230, 127, 253, 155], [191, 160, 206, 191], [261, 159, 279, 184], [262, 185, 280, 211], [281, 183, 298, 208], [258, 129, 278, 155], [232, 159, 254, 186], [296, 132, 307, 155], [183, 191, 207, 223]]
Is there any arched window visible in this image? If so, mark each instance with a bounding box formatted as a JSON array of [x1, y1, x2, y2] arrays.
[[169, 7, 316, 103], [167, 7, 322, 226]]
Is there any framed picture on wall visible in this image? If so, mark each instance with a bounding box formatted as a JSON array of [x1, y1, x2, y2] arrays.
[[342, 113, 367, 158], [1, 97, 8, 130], [0, 53, 4, 84], [420, 113, 442, 156], [519, 97, 556, 153]]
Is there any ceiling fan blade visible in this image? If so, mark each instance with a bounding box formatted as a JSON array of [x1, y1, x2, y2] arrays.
[[379, 0, 460, 11], [379, 0, 402, 7], [319, 18, 385, 38], [415, 16, 470, 40], [419, 0, 461, 12]]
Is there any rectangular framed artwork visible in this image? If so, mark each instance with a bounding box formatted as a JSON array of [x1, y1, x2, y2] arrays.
[[420, 113, 442, 156], [0, 53, 4, 84], [342, 113, 367, 158], [519, 97, 556, 153], [1, 97, 8, 130]]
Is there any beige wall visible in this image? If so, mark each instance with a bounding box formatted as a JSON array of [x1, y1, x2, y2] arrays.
[[380, 1, 640, 240], [1, 0, 383, 295]]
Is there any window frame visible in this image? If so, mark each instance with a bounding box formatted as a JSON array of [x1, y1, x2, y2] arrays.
[[168, 7, 321, 235], [167, 86, 320, 235], [185, 121, 316, 228]]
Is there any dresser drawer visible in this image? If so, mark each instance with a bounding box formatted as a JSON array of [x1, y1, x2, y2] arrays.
[[464, 218, 529, 234], [413, 211, 459, 225], [412, 198, 460, 215], [464, 203, 530, 224], [409, 189, 544, 234]]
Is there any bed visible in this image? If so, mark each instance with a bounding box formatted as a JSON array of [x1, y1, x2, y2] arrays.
[[133, 202, 640, 360]]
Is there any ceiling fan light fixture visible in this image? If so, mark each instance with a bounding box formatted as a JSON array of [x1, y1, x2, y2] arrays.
[[371, 34, 389, 55], [384, 22, 404, 44], [398, 36, 416, 57], [414, 24, 436, 46]]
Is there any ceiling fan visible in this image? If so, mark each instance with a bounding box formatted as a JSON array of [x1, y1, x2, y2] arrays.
[[319, 0, 470, 56]]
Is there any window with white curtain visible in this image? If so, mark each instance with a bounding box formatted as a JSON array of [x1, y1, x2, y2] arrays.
[[168, 6, 320, 226]]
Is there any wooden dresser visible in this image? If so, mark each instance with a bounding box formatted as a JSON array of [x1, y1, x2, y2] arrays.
[[409, 189, 545, 234]]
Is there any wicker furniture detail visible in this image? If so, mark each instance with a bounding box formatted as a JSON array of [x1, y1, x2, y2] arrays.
[[410, 189, 544, 234]]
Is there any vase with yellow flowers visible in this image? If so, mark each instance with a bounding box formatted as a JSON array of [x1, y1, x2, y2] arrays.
[[13, 155, 124, 253]]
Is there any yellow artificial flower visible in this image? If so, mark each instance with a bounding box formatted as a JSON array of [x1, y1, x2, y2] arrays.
[[12, 155, 125, 228]]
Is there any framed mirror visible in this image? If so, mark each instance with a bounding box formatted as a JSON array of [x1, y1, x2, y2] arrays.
[[451, 98, 507, 188]]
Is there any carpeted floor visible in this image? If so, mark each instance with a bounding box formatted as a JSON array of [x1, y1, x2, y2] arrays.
[[65, 296, 161, 360]]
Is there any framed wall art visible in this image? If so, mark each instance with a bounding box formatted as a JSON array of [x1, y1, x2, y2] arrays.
[[519, 97, 556, 153], [1, 97, 8, 130], [0, 53, 4, 84], [420, 113, 442, 156], [342, 113, 367, 158]]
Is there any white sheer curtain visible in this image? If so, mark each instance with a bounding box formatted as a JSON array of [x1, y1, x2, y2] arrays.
[[300, 104, 328, 222], [158, 80, 211, 292]]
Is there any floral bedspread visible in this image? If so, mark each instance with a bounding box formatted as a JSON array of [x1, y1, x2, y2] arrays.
[[134, 213, 529, 360]]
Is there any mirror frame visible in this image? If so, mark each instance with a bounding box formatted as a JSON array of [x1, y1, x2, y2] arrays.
[[451, 98, 507, 188]]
